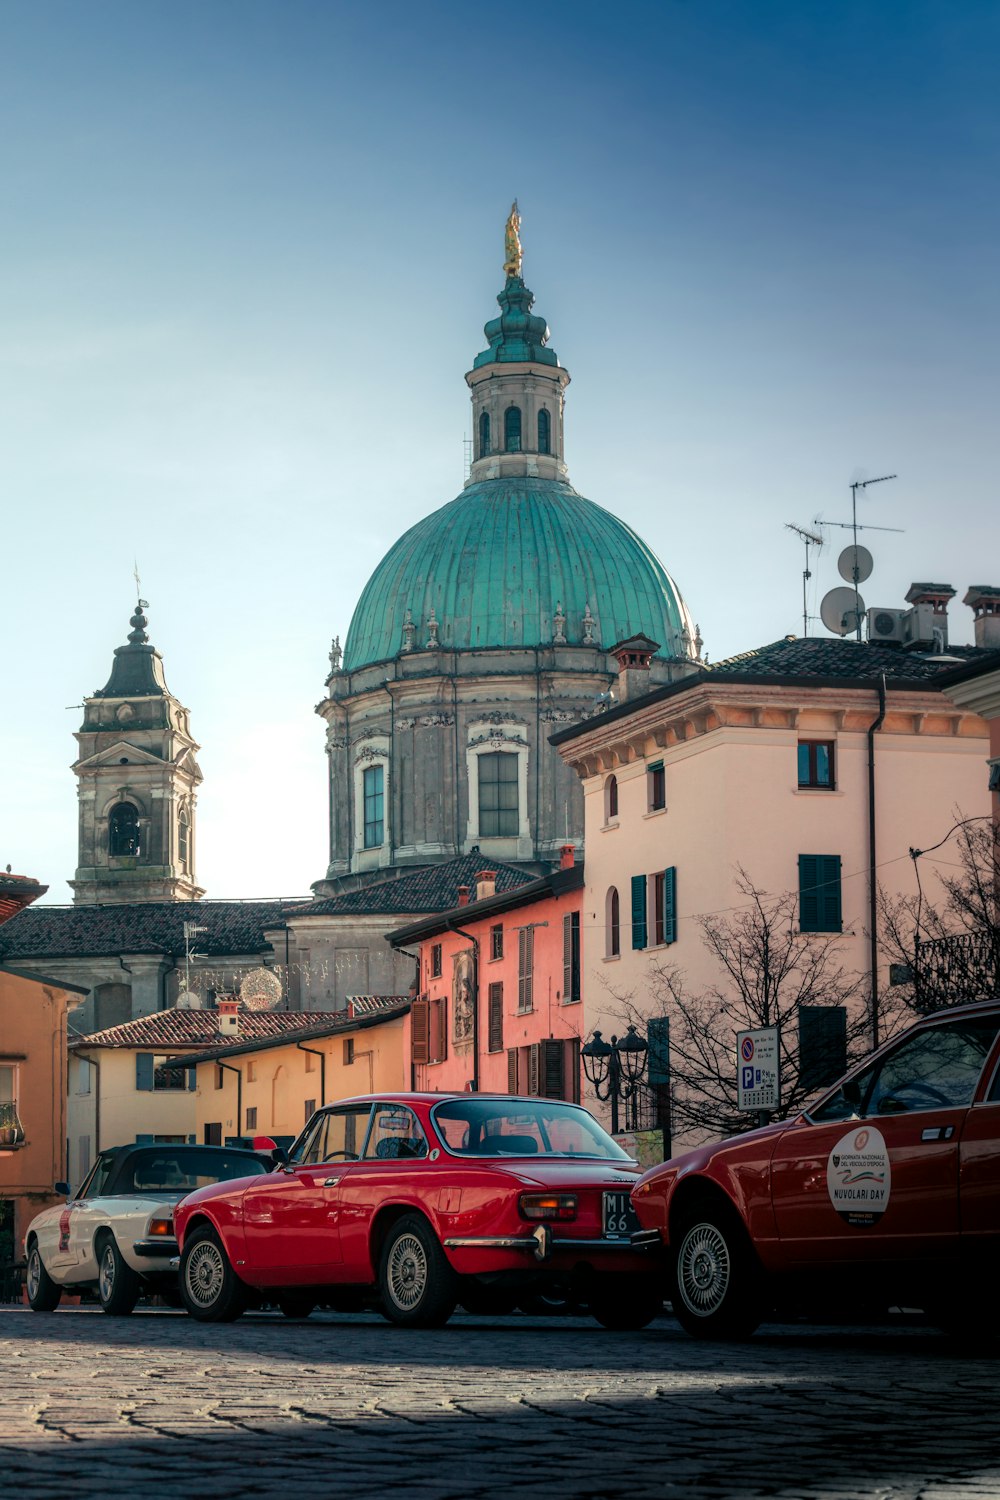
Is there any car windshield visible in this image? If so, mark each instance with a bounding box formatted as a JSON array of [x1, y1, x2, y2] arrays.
[[118, 1150, 269, 1194], [432, 1099, 631, 1160]]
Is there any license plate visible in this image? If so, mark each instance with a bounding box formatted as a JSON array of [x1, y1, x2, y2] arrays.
[[603, 1190, 639, 1240]]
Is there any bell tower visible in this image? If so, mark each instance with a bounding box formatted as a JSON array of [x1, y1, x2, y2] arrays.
[[70, 601, 204, 904]]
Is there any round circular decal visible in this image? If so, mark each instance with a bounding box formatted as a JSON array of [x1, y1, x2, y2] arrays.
[[826, 1126, 891, 1227], [741, 1037, 755, 1062]]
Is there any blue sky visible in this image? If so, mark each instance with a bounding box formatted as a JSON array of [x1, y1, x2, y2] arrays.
[[2, 1, 997, 901]]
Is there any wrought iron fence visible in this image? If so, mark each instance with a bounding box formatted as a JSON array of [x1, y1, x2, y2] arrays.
[[913, 930, 1000, 1011]]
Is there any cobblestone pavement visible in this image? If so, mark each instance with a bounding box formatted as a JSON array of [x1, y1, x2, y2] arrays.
[[2, 1305, 998, 1500]]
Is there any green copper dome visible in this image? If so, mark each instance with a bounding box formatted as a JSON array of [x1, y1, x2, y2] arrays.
[[472, 276, 560, 368], [342, 478, 694, 672]]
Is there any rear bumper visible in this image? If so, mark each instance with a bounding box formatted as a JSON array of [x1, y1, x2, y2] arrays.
[[630, 1229, 663, 1250], [133, 1238, 179, 1259], [444, 1225, 655, 1263]]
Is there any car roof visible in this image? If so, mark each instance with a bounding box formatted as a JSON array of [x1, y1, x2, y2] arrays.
[[312, 1093, 589, 1110]]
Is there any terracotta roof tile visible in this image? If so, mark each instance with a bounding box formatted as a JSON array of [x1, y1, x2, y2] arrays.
[[71, 1005, 348, 1050], [293, 853, 535, 918]]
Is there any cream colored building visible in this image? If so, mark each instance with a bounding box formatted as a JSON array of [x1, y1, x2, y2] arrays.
[[552, 626, 994, 1089]]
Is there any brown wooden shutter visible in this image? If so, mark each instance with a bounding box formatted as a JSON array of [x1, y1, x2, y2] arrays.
[[411, 997, 430, 1064], [488, 982, 504, 1052], [542, 1039, 564, 1099], [507, 1048, 519, 1093], [565, 1037, 581, 1103], [428, 998, 447, 1063], [527, 1042, 540, 1097]]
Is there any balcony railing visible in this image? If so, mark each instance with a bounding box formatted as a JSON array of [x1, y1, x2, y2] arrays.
[[914, 931, 1000, 1012]]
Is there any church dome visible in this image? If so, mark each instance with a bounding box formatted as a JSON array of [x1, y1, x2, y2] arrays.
[[342, 476, 694, 672]]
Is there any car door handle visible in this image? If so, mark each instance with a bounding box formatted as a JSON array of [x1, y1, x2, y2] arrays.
[[323, 1177, 340, 1187], [921, 1126, 954, 1142]]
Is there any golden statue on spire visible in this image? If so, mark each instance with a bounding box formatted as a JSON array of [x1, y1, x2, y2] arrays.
[[503, 200, 522, 279]]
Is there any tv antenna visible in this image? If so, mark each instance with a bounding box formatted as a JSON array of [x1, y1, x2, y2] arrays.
[[816, 474, 901, 640], [786, 524, 823, 638]]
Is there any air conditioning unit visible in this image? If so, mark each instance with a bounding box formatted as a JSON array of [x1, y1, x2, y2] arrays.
[[903, 602, 938, 646], [867, 607, 907, 643]]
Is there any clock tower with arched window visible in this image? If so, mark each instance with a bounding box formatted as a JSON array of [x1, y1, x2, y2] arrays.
[[70, 602, 204, 904]]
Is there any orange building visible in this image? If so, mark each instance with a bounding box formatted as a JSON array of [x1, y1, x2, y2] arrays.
[[0, 873, 87, 1272], [388, 848, 584, 1101]]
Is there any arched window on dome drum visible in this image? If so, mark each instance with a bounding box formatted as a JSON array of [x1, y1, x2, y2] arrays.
[[604, 774, 618, 823], [109, 801, 141, 858], [606, 887, 620, 958], [504, 405, 521, 454], [479, 411, 491, 458], [537, 407, 551, 454], [178, 803, 190, 870], [479, 751, 518, 837]]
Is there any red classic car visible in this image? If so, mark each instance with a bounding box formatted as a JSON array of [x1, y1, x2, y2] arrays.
[[632, 999, 1000, 1338], [173, 1093, 661, 1328]]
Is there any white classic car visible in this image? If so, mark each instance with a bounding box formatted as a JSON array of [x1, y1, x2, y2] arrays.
[[24, 1142, 270, 1314]]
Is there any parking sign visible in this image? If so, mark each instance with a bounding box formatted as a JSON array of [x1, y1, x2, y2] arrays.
[[736, 1026, 780, 1113]]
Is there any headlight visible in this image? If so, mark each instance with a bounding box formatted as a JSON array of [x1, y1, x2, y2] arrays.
[[519, 1193, 577, 1222], [147, 1215, 174, 1237]]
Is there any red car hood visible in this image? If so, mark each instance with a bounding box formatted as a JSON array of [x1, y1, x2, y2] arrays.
[[637, 1116, 798, 1189]]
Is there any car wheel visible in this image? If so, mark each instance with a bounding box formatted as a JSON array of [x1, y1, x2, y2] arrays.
[[97, 1236, 141, 1316], [590, 1279, 663, 1331], [180, 1225, 249, 1323], [672, 1209, 762, 1340], [25, 1242, 61, 1312], [378, 1213, 457, 1328], [277, 1295, 315, 1319]]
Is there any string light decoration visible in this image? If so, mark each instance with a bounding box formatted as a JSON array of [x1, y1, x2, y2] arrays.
[[238, 967, 284, 1012]]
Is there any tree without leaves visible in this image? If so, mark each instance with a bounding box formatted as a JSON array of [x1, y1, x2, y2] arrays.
[[606, 868, 873, 1142]]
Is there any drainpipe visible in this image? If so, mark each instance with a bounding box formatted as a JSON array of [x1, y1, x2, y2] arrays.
[[446, 920, 480, 1091], [296, 1041, 326, 1106], [393, 945, 422, 1090], [217, 1061, 242, 1144], [867, 675, 887, 1049]]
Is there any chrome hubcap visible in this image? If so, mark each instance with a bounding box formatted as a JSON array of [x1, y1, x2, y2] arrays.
[[99, 1245, 116, 1302], [388, 1233, 427, 1311], [677, 1222, 731, 1317], [26, 1248, 41, 1300], [186, 1241, 225, 1308]]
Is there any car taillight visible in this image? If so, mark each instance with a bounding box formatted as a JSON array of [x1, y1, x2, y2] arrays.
[[519, 1193, 577, 1222], [148, 1215, 174, 1237]]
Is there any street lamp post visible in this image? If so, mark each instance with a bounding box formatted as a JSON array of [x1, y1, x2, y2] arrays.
[[581, 1025, 648, 1136]]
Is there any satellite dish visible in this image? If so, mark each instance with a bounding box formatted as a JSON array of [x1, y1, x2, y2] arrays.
[[176, 990, 201, 1010], [820, 586, 866, 637], [838, 544, 874, 584]]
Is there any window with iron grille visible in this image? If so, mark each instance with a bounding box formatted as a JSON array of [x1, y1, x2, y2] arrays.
[[490, 924, 504, 961], [363, 764, 384, 848], [518, 927, 534, 1012], [488, 982, 504, 1052], [478, 751, 519, 837], [798, 740, 835, 789]]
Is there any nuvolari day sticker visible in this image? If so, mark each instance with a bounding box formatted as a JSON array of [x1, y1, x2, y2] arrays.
[[826, 1126, 891, 1226]]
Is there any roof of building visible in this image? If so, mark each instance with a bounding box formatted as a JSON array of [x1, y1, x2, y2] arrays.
[[291, 852, 535, 918], [550, 635, 1000, 746], [70, 1005, 341, 1051], [0, 872, 48, 927], [159, 1000, 411, 1068], [0, 898, 297, 961], [93, 602, 172, 699], [387, 862, 584, 947]]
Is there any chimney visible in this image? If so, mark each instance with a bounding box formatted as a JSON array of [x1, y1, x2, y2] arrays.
[[905, 583, 956, 647], [964, 586, 1000, 650], [456, 884, 470, 907], [610, 634, 659, 703], [475, 869, 496, 901], [216, 997, 240, 1037], [559, 844, 576, 870]]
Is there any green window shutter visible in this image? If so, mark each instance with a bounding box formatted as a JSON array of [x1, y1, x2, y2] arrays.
[[647, 1016, 670, 1086], [799, 855, 842, 933], [187, 1067, 197, 1092], [798, 1006, 848, 1092], [663, 866, 677, 944], [135, 1133, 154, 1145], [135, 1054, 154, 1091], [631, 875, 647, 950]]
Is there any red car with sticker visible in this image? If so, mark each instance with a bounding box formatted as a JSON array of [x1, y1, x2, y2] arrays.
[[173, 1094, 661, 1328], [631, 999, 1000, 1338]]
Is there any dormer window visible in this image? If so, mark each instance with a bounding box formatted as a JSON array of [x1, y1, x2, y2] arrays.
[[479, 411, 491, 458], [109, 801, 141, 857], [537, 408, 551, 454], [504, 405, 522, 453]]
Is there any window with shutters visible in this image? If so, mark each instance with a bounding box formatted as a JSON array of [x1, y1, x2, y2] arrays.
[[562, 911, 581, 1003], [798, 740, 835, 790], [490, 924, 504, 961], [631, 874, 648, 950], [246, 1107, 258, 1131], [606, 886, 620, 957], [647, 761, 666, 812], [411, 997, 430, 1063], [430, 943, 442, 979], [565, 1036, 581, 1103], [651, 867, 678, 947], [517, 927, 534, 1012], [798, 1006, 848, 1092], [428, 997, 447, 1062], [799, 854, 842, 933], [488, 982, 504, 1052], [652, 872, 666, 946]]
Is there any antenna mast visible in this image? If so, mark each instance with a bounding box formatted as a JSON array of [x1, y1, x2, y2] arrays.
[[817, 474, 899, 640], [786, 524, 823, 638]]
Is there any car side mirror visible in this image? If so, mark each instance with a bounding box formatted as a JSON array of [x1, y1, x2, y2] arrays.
[[270, 1146, 289, 1168], [54, 1181, 71, 1197]]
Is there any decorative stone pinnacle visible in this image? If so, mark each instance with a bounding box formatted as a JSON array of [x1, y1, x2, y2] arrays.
[[426, 607, 439, 650], [582, 603, 596, 645], [328, 635, 342, 673], [128, 601, 149, 645], [401, 609, 415, 653], [553, 603, 566, 645]]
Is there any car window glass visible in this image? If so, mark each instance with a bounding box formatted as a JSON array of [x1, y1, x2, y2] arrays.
[[808, 1062, 877, 1123], [124, 1150, 268, 1192], [76, 1152, 116, 1200], [868, 1020, 1000, 1115], [364, 1105, 428, 1161], [294, 1114, 329, 1165], [324, 1108, 372, 1160], [432, 1099, 630, 1160], [988, 1053, 1000, 1102]]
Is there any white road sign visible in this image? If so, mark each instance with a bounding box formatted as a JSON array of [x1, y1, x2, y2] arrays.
[[736, 1026, 780, 1113]]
